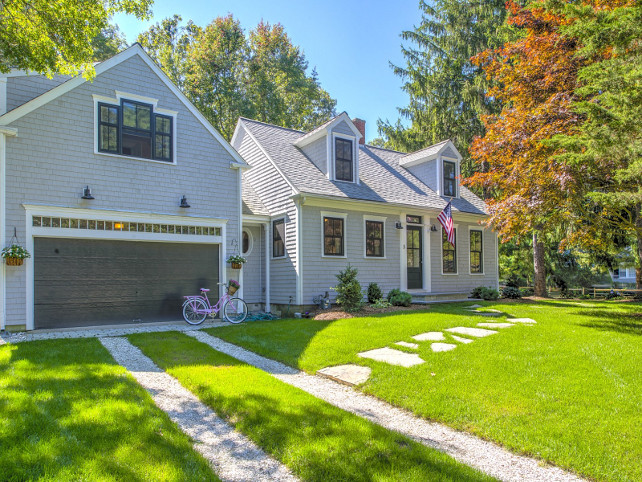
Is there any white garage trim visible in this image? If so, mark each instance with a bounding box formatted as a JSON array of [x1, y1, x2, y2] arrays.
[[24, 205, 227, 331]]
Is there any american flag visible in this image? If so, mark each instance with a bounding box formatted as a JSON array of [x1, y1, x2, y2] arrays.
[[437, 201, 455, 247]]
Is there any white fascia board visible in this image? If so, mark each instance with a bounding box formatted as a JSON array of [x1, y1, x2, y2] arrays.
[[399, 140, 462, 168], [294, 112, 363, 148], [0, 44, 250, 170]]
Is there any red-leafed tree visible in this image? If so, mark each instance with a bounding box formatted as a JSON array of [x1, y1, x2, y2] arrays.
[[464, 1, 593, 296]]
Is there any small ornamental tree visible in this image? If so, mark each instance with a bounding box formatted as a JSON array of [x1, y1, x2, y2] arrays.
[[333, 265, 363, 312]]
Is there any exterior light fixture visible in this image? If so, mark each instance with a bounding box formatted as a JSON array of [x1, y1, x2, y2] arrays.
[[395, 221, 403, 229], [430, 225, 438, 232], [179, 195, 190, 208], [81, 186, 94, 200]]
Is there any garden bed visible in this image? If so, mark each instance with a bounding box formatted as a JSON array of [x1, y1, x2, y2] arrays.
[[313, 303, 428, 321]]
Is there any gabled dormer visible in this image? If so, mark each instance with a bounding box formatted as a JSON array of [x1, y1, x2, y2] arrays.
[[293, 112, 363, 184], [399, 140, 462, 199]]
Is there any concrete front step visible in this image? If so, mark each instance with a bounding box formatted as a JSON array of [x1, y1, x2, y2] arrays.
[[410, 291, 476, 303]]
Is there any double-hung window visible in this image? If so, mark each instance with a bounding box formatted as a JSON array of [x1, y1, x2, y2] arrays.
[[442, 227, 457, 273], [272, 219, 285, 258], [324, 217, 344, 256], [443, 160, 457, 197], [98, 99, 173, 162], [335, 138, 353, 182], [365, 220, 384, 257], [470, 230, 483, 273]]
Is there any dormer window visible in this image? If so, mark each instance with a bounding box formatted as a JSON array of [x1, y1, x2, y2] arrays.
[[335, 138, 353, 182], [443, 160, 457, 197]]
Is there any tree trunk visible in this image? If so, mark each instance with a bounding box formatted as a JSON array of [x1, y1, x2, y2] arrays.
[[533, 232, 547, 297], [635, 205, 642, 290]]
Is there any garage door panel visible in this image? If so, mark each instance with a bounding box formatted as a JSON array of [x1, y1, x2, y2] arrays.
[[34, 238, 219, 329]]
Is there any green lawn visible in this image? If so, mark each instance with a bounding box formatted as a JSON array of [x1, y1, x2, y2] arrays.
[[128, 331, 494, 482], [208, 299, 642, 482], [0, 338, 217, 481]]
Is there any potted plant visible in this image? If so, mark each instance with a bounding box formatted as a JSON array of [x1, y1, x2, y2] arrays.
[[2, 244, 31, 266], [227, 254, 247, 270], [227, 279, 240, 296]]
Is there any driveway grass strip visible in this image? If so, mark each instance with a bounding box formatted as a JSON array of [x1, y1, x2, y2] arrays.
[[99, 336, 297, 482], [187, 330, 583, 482], [0, 338, 217, 481], [127, 331, 495, 482], [207, 300, 642, 482]]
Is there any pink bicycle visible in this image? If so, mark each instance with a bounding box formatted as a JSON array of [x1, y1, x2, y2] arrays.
[[182, 282, 248, 325]]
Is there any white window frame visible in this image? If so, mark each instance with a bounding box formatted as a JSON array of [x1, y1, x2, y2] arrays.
[[440, 223, 459, 275], [271, 216, 287, 260], [242, 228, 254, 257], [441, 158, 459, 198], [92, 93, 178, 165], [468, 226, 485, 275], [321, 211, 347, 258], [331, 133, 358, 183], [363, 214, 387, 259]]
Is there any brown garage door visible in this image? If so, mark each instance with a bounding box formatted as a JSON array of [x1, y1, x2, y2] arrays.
[[34, 238, 219, 329]]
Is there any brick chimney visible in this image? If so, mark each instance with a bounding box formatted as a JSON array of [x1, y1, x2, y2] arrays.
[[352, 118, 366, 145]]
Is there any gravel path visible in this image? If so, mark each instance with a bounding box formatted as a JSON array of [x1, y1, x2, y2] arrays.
[[99, 336, 297, 482], [0, 320, 226, 344], [187, 331, 584, 482]]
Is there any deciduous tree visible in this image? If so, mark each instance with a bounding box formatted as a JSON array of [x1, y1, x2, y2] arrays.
[[0, 0, 151, 78]]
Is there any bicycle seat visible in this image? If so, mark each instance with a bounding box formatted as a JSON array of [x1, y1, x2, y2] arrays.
[[200, 288, 210, 292]]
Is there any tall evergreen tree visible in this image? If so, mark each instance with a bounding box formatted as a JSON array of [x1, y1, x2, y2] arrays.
[[379, 0, 507, 176]]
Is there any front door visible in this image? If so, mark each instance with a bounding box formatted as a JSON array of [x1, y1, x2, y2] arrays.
[[407, 226, 423, 289]]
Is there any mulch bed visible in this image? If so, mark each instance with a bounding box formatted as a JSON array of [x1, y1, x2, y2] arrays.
[[313, 304, 428, 321]]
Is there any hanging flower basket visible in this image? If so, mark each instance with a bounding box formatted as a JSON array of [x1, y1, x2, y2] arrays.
[[227, 254, 247, 270], [228, 279, 240, 295], [2, 243, 30, 267]]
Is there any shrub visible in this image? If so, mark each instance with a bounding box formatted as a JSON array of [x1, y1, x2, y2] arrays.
[[520, 288, 534, 297], [367, 282, 383, 304], [333, 265, 363, 312], [605, 290, 621, 300], [472, 286, 499, 301], [579, 293, 592, 300], [372, 298, 392, 309], [501, 286, 521, 299], [387, 289, 412, 307], [505, 274, 521, 289]]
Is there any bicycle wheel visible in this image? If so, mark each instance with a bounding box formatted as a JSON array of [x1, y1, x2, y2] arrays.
[[223, 298, 248, 324], [183, 298, 208, 325]]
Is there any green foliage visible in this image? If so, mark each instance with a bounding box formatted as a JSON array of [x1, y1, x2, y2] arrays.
[[501, 286, 522, 299], [91, 24, 127, 61], [226, 255, 247, 264], [520, 288, 535, 297], [1, 244, 30, 259], [387, 289, 412, 307], [379, 0, 508, 178], [372, 298, 392, 309], [0, 0, 152, 78], [471, 286, 499, 301], [333, 265, 363, 312], [139, 16, 336, 139], [367, 282, 383, 304]]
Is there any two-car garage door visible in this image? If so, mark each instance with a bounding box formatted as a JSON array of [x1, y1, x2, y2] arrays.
[[34, 238, 219, 329]]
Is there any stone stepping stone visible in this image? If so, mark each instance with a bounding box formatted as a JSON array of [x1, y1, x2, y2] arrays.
[[467, 304, 483, 308], [395, 341, 419, 349], [431, 343, 457, 353], [445, 327, 498, 338], [317, 364, 371, 386], [507, 318, 537, 324], [358, 347, 425, 367], [451, 335, 474, 344], [477, 322, 514, 328], [412, 332, 445, 342]]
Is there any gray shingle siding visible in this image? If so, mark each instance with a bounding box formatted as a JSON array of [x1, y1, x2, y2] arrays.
[[407, 160, 438, 193], [300, 136, 327, 175], [301, 205, 401, 304], [442, 146, 457, 159], [3, 53, 241, 327], [235, 122, 298, 304], [6, 75, 70, 112], [430, 224, 498, 293], [331, 120, 354, 137]]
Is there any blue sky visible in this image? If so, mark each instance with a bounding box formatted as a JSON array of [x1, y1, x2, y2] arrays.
[[113, 0, 420, 141]]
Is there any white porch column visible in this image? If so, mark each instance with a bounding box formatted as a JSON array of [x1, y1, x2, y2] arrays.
[[264, 222, 271, 312]]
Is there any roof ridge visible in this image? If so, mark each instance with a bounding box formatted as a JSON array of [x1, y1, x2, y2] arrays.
[[238, 117, 305, 134], [362, 144, 406, 155]]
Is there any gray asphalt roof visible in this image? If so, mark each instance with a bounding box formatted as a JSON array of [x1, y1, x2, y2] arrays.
[[240, 118, 487, 216]]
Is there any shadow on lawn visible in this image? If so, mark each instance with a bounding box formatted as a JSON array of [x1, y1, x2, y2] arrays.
[[575, 308, 642, 336], [0, 339, 209, 480]]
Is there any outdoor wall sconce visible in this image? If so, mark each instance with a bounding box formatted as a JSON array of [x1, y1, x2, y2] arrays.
[[179, 195, 190, 208], [430, 225, 438, 232], [395, 221, 403, 229], [81, 186, 94, 200]]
